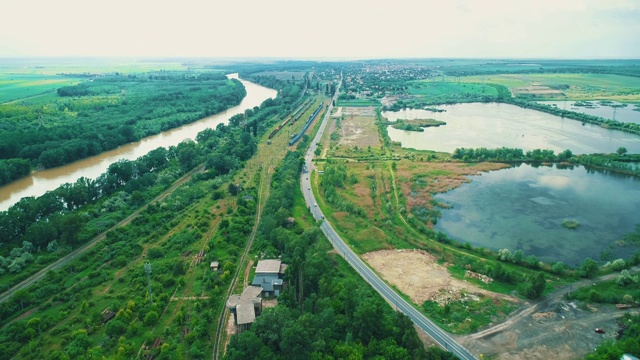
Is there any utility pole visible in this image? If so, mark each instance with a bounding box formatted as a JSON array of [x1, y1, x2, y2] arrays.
[[145, 263, 153, 303]]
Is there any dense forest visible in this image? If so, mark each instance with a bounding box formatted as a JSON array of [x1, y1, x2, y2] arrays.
[[0, 72, 246, 185]]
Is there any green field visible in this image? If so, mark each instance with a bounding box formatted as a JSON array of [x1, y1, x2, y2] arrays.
[[0, 59, 190, 103], [408, 80, 499, 97], [0, 74, 81, 103], [460, 73, 640, 101], [335, 98, 380, 107]]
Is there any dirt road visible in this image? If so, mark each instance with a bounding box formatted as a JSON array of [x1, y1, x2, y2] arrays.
[[0, 165, 204, 304], [460, 266, 640, 359]]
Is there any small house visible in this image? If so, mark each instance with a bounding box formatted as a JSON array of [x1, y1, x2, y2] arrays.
[[252, 259, 287, 297], [210, 261, 219, 272]]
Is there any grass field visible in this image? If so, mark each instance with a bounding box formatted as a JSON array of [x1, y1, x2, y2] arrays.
[[408, 81, 499, 97], [460, 73, 640, 101], [335, 98, 381, 107], [0, 74, 81, 103], [0, 58, 191, 103]]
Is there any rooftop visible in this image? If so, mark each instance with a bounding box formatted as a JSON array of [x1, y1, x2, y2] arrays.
[[236, 304, 256, 325], [241, 286, 263, 300], [255, 259, 282, 274]]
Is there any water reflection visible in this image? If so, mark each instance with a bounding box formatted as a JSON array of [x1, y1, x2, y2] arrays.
[[434, 164, 640, 266], [538, 100, 640, 124], [383, 103, 640, 154]]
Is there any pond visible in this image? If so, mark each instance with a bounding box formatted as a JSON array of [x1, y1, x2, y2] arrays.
[[538, 100, 640, 124], [383, 103, 640, 154], [433, 164, 640, 266]]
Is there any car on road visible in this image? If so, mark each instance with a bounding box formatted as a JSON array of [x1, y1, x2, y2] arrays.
[[314, 203, 317, 207]]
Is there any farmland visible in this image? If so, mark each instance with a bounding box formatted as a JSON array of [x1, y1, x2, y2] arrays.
[[460, 73, 640, 101], [408, 80, 499, 97], [335, 98, 381, 107], [0, 74, 81, 103]]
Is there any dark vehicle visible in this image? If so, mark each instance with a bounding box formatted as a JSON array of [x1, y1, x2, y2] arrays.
[[595, 328, 605, 334]]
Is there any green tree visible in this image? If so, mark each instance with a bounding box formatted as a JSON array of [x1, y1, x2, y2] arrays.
[[13, 289, 32, 310], [143, 311, 159, 326], [616, 146, 628, 155], [580, 258, 600, 278], [551, 261, 565, 274]]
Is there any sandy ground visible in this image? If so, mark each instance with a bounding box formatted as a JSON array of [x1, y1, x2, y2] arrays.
[[362, 249, 518, 305]]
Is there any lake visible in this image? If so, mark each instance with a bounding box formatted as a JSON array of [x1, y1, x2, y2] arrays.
[[538, 100, 640, 124], [433, 164, 640, 266], [383, 103, 640, 154]]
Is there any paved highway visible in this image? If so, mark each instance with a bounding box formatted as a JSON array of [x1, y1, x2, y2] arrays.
[[299, 77, 477, 360]]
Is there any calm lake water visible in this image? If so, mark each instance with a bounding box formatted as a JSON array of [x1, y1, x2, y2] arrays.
[[433, 164, 640, 266], [383, 103, 640, 154], [0, 74, 277, 211], [538, 100, 640, 124]]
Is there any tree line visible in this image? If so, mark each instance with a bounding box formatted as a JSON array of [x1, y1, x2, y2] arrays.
[[0, 72, 247, 185], [452, 147, 575, 162]]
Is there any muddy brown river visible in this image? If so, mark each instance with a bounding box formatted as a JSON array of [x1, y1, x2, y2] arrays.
[[0, 74, 277, 211]]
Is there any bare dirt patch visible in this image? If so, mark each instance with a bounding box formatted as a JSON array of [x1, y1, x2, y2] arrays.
[[337, 115, 380, 148], [460, 301, 635, 360], [512, 85, 563, 96], [362, 249, 518, 305], [262, 298, 278, 309]]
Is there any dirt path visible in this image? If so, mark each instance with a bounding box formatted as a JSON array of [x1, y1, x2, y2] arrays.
[[0, 165, 204, 305], [467, 265, 640, 341], [244, 260, 254, 288]]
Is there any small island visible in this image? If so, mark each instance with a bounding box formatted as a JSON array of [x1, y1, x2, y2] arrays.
[[389, 118, 447, 132], [562, 219, 580, 230]]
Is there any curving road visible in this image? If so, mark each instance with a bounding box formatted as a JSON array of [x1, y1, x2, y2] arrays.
[[300, 76, 477, 360]]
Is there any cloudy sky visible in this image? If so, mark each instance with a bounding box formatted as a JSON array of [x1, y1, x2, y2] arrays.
[[1, 0, 639, 59]]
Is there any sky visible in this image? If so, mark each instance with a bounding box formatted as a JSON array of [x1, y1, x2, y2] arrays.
[[1, 0, 639, 59]]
